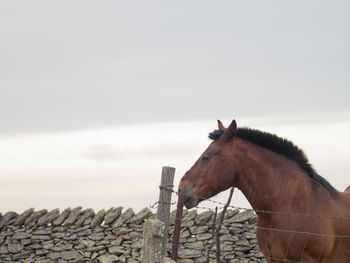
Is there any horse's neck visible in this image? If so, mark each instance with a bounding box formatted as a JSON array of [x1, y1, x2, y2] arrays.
[[232, 139, 308, 213]]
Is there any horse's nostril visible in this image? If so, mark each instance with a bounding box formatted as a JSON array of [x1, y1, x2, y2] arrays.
[[184, 195, 192, 204]]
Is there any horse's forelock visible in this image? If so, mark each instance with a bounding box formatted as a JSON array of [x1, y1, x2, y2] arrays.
[[208, 129, 225, 140]]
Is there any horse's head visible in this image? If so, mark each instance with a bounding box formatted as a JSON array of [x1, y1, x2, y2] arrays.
[[179, 120, 238, 209]]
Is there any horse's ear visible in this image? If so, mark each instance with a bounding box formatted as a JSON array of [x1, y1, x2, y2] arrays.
[[223, 119, 237, 141], [217, 120, 225, 129]]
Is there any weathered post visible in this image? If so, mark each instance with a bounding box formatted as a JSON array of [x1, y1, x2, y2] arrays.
[[141, 218, 164, 263], [157, 166, 176, 260], [141, 166, 176, 263]]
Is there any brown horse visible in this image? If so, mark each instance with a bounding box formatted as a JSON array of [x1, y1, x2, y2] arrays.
[[179, 120, 350, 262]]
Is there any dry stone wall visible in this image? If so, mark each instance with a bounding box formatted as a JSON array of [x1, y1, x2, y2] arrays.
[[0, 207, 265, 263]]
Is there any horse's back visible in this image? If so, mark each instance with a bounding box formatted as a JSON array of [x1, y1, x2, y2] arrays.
[[344, 185, 350, 193]]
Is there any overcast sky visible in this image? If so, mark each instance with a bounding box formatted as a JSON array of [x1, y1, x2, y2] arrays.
[[1, 1, 350, 134], [1, 1, 350, 213]]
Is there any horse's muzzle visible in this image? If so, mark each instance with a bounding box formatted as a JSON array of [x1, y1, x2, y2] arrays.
[[184, 195, 198, 209], [180, 185, 198, 209]]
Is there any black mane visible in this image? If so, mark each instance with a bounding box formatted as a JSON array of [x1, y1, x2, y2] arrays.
[[209, 127, 339, 198]]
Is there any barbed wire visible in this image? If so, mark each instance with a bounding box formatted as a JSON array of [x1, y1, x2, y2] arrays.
[[151, 188, 350, 221], [151, 201, 350, 239], [257, 226, 350, 238]]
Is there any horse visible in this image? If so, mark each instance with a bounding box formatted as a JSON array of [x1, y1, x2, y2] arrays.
[[179, 120, 350, 262]]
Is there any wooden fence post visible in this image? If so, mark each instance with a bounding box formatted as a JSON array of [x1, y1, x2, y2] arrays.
[[141, 218, 164, 263], [157, 166, 175, 261]]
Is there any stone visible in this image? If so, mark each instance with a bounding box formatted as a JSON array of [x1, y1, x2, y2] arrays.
[[85, 245, 105, 252], [26, 243, 42, 250], [235, 239, 250, 247], [12, 251, 33, 260], [33, 228, 52, 235], [131, 240, 143, 249], [51, 232, 66, 238], [177, 260, 194, 263], [220, 234, 233, 242], [111, 236, 123, 246], [25, 209, 47, 225], [178, 248, 202, 259], [21, 239, 32, 245], [112, 227, 130, 235], [79, 239, 95, 247], [53, 226, 67, 232], [184, 241, 204, 250], [104, 207, 123, 225], [96, 239, 110, 246], [35, 260, 51, 263], [64, 233, 77, 240], [13, 231, 31, 239], [61, 250, 82, 260], [88, 232, 105, 241], [75, 208, 95, 227], [52, 208, 71, 226], [84, 217, 93, 225], [195, 210, 214, 225], [108, 246, 124, 255], [43, 242, 54, 249], [14, 208, 34, 226], [225, 209, 240, 219], [77, 228, 92, 236], [129, 207, 153, 225], [91, 209, 105, 228], [244, 232, 256, 239], [8, 243, 23, 253], [129, 230, 141, 240], [196, 233, 212, 240], [0, 245, 9, 255], [112, 208, 134, 228], [227, 210, 256, 224], [32, 235, 51, 240], [36, 249, 49, 256], [183, 209, 197, 220], [63, 206, 82, 226], [37, 208, 60, 226], [182, 210, 197, 228], [52, 244, 73, 252], [249, 215, 258, 224], [190, 225, 208, 234], [97, 255, 120, 263], [0, 211, 18, 228]]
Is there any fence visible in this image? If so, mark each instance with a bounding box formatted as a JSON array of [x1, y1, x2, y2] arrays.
[[0, 166, 348, 263], [146, 166, 265, 263], [147, 167, 350, 263]]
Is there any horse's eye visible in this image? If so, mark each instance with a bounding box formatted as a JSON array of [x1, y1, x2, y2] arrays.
[[202, 155, 210, 161]]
